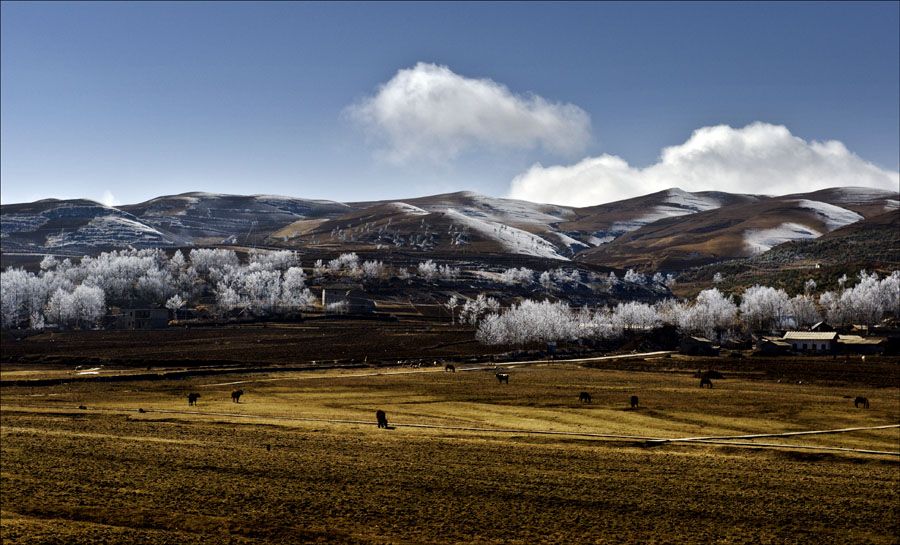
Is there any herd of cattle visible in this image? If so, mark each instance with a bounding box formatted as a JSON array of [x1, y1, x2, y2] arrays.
[[179, 367, 871, 428]]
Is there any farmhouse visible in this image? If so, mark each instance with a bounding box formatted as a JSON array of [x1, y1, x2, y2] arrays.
[[116, 308, 169, 329], [837, 335, 886, 355], [758, 337, 791, 355], [680, 336, 719, 356], [782, 331, 837, 353]]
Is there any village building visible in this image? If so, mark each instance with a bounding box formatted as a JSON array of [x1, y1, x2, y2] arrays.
[[758, 337, 791, 355], [809, 321, 834, 332], [836, 335, 886, 355], [679, 336, 719, 356], [782, 331, 837, 353], [116, 308, 170, 329]]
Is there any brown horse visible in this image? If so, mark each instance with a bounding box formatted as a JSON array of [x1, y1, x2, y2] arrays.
[[630, 395, 639, 409], [188, 393, 200, 406], [496, 373, 509, 384], [579, 392, 592, 403], [445, 364, 456, 372], [376, 409, 388, 428], [700, 377, 713, 388], [231, 389, 243, 403], [854, 396, 870, 408]]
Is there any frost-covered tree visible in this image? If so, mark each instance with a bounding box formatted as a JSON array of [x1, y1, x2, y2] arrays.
[[281, 267, 315, 312], [740, 285, 791, 331], [789, 294, 820, 328], [166, 294, 185, 321], [713, 272, 725, 284], [499, 267, 534, 285], [443, 295, 459, 324], [539, 270, 554, 291], [803, 278, 817, 294], [438, 264, 460, 281], [624, 269, 646, 284], [362, 260, 385, 283], [418, 260, 438, 281]]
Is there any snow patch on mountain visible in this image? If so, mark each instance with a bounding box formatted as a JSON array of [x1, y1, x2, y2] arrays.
[[425, 193, 573, 225], [884, 200, 899, 212], [744, 222, 822, 254], [385, 202, 429, 215], [44, 216, 180, 248], [792, 199, 863, 230], [443, 208, 567, 260]]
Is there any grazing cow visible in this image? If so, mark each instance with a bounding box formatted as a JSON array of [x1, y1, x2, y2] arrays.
[[231, 389, 243, 403], [188, 393, 200, 406], [700, 377, 713, 388], [579, 392, 592, 403], [138, 408, 146, 413], [630, 395, 639, 409], [376, 409, 388, 428], [854, 396, 870, 409], [496, 373, 509, 384], [445, 364, 456, 372]]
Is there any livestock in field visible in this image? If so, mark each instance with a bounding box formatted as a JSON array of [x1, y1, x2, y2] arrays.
[[376, 409, 388, 428], [854, 396, 870, 408], [445, 364, 455, 372], [231, 389, 243, 403], [496, 373, 509, 384], [188, 393, 200, 406], [579, 392, 592, 403], [700, 377, 713, 388], [630, 395, 639, 409]]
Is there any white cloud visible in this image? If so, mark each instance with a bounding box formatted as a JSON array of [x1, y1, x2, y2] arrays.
[[508, 122, 900, 206], [101, 190, 120, 207], [346, 62, 591, 164]]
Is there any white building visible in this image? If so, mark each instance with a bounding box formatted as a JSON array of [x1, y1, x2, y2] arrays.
[[782, 331, 838, 353]]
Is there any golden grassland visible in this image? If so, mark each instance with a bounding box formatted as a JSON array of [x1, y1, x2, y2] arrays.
[[2, 363, 899, 544]]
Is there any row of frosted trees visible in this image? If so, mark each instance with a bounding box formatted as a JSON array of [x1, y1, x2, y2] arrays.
[[476, 271, 900, 346], [0, 248, 658, 330], [1, 247, 897, 334]]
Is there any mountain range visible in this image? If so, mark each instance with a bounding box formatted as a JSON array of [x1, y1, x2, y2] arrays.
[[2, 187, 897, 272]]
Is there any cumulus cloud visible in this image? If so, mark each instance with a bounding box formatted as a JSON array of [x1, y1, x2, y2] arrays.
[[508, 122, 900, 206], [346, 62, 591, 164]]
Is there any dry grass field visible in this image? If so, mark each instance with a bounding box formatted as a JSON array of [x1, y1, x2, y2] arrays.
[[2, 359, 898, 544]]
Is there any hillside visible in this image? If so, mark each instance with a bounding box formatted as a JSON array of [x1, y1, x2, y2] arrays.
[[3, 187, 897, 273]]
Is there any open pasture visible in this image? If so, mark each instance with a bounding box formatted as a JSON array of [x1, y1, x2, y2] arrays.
[[2, 363, 899, 544]]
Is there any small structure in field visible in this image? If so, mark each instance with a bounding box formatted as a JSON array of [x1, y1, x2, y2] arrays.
[[679, 336, 719, 356], [782, 331, 837, 353], [117, 308, 169, 330]]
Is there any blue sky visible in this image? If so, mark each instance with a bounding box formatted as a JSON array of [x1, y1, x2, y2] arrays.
[[1, 1, 898, 207]]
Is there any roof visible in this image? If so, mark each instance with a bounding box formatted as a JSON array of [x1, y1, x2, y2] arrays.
[[783, 332, 838, 341], [761, 338, 791, 347], [684, 336, 713, 343], [838, 335, 886, 345]]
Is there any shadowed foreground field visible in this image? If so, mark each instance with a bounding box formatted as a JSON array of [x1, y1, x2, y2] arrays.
[[2, 364, 898, 544]]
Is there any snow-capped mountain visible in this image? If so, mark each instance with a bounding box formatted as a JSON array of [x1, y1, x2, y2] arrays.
[[2, 187, 896, 270]]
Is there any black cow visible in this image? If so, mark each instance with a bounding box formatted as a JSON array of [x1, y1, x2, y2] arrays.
[[854, 396, 870, 409], [630, 395, 639, 409], [445, 364, 456, 372], [700, 377, 713, 388], [188, 393, 200, 406], [579, 392, 592, 403], [376, 410, 388, 428], [496, 373, 509, 384], [231, 389, 243, 403]]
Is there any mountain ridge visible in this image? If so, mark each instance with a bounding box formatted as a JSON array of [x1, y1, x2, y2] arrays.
[[2, 187, 896, 271]]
